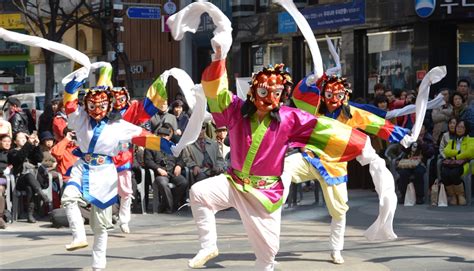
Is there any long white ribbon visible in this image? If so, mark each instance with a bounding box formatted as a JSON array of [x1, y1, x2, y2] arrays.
[[400, 66, 447, 148], [0, 27, 92, 81], [386, 93, 446, 119], [157, 68, 209, 157], [273, 0, 323, 79], [167, 2, 232, 61]]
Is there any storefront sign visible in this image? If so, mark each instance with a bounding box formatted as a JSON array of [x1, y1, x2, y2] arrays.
[[278, 12, 297, 34], [415, 0, 436, 18], [0, 14, 24, 29], [278, 0, 365, 33], [163, 0, 177, 15], [439, 0, 474, 15], [415, 0, 474, 17]]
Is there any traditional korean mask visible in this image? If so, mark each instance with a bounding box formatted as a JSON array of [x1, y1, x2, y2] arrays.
[[111, 87, 130, 110], [250, 64, 291, 112], [84, 87, 113, 121], [319, 75, 351, 113]]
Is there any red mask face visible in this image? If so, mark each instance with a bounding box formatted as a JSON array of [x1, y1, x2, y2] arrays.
[[86, 92, 110, 121], [112, 88, 129, 110], [322, 81, 346, 112], [253, 73, 284, 112]]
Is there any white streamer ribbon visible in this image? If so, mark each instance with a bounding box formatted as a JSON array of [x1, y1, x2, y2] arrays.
[[273, 0, 323, 79], [167, 2, 232, 61], [0, 27, 92, 82], [400, 66, 447, 148]]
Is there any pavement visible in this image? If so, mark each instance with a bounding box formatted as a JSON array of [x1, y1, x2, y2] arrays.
[[0, 189, 473, 271]]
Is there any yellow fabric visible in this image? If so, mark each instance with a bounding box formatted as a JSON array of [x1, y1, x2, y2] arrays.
[[443, 136, 474, 175], [284, 153, 348, 220]]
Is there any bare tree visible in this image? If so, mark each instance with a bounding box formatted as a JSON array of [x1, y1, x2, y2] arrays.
[[81, 2, 134, 95], [13, 0, 104, 105]]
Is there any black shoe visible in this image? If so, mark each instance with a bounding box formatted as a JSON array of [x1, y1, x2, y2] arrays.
[[416, 197, 424, 205], [27, 212, 37, 223], [398, 197, 405, 204]]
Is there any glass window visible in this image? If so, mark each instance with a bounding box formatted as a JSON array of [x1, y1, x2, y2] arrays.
[[304, 36, 342, 76], [458, 24, 474, 80], [250, 42, 283, 74], [367, 29, 414, 95]]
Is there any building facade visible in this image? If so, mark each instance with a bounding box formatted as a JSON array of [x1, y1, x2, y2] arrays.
[[229, 0, 474, 100]]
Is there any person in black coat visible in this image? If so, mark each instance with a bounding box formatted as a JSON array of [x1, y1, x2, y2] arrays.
[[0, 134, 12, 228], [5, 98, 30, 135], [144, 124, 188, 213], [8, 132, 49, 223]]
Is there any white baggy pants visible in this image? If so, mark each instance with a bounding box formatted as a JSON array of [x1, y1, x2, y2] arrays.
[[190, 174, 281, 271]]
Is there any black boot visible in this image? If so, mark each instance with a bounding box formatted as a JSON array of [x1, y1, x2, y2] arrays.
[[27, 202, 36, 223]]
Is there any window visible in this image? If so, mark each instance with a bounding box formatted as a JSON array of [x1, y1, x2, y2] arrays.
[[367, 29, 415, 94], [250, 42, 283, 73], [304, 36, 341, 76], [458, 24, 474, 80]]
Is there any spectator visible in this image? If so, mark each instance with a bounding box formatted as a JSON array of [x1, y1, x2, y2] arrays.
[[456, 79, 471, 105], [373, 83, 386, 98], [38, 103, 56, 135], [393, 90, 416, 129], [51, 128, 79, 182], [438, 117, 457, 159], [8, 132, 49, 223], [170, 99, 189, 138], [183, 124, 225, 183], [396, 125, 434, 204], [431, 88, 452, 142], [215, 126, 230, 163], [371, 95, 390, 155], [144, 124, 188, 213], [149, 100, 178, 134], [39, 131, 57, 171], [0, 110, 12, 137], [52, 100, 68, 142], [451, 91, 474, 136], [440, 120, 473, 205], [385, 89, 396, 110], [5, 97, 29, 135], [451, 91, 466, 119], [0, 134, 11, 229]]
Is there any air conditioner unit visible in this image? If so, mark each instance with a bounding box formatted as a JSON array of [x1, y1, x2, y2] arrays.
[[25, 76, 34, 84]]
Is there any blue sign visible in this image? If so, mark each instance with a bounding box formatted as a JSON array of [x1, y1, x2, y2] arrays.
[[127, 7, 161, 20], [415, 0, 436, 18], [278, 12, 297, 34], [278, 0, 365, 33]]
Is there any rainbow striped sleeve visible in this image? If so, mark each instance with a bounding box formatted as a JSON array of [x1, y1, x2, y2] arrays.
[[291, 76, 321, 115], [63, 78, 85, 115], [142, 76, 168, 117], [201, 59, 232, 113], [347, 106, 409, 143], [305, 116, 367, 163], [96, 65, 113, 87], [131, 129, 173, 155]]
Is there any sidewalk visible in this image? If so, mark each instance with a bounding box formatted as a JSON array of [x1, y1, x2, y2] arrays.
[[0, 190, 473, 271]]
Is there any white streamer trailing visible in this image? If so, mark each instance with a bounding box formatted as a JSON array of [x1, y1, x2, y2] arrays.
[[273, 0, 323, 79], [166, 2, 232, 61]]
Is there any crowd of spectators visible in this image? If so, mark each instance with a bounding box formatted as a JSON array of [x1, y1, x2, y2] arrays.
[[0, 76, 472, 229], [369, 78, 474, 206]]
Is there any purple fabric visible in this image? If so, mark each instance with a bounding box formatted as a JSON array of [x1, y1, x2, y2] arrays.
[[212, 95, 316, 176]]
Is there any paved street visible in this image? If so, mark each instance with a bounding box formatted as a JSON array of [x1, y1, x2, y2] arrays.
[[1, 190, 473, 271]]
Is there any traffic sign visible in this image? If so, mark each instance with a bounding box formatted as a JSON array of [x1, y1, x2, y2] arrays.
[[127, 7, 161, 20]]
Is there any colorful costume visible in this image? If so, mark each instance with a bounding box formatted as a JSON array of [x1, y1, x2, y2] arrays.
[[166, 3, 386, 270], [191, 58, 373, 271], [61, 68, 171, 271], [285, 73, 409, 263], [108, 68, 167, 233]]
